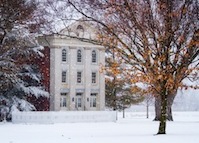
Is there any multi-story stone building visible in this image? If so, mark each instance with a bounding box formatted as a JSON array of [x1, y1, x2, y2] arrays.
[[38, 21, 105, 111]]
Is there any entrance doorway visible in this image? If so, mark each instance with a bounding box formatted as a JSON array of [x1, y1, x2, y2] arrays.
[[75, 93, 83, 110]]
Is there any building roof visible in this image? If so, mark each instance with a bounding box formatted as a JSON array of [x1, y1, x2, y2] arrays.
[[37, 20, 104, 49]]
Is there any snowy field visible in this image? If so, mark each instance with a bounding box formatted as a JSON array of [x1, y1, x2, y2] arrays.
[[0, 112, 199, 143]]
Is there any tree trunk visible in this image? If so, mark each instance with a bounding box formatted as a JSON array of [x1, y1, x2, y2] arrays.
[[154, 96, 161, 121], [123, 108, 125, 118], [157, 94, 167, 134], [167, 94, 176, 121], [146, 104, 149, 118], [154, 92, 176, 121]]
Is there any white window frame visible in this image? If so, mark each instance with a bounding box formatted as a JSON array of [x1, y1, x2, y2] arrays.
[[62, 49, 67, 62], [90, 93, 97, 108], [77, 49, 82, 63], [77, 71, 82, 84], [92, 50, 97, 63], [91, 72, 97, 84], [75, 93, 82, 108], [60, 93, 67, 108], [62, 71, 67, 83]]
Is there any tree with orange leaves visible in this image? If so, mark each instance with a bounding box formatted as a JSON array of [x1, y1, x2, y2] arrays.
[[48, 0, 199, 135]]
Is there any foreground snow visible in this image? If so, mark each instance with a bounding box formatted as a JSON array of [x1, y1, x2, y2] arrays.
[[0, 112, 199, 143]]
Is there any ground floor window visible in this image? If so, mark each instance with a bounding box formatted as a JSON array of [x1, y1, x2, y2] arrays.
[[60, 93, 67, 107], [90, 93, 97, 108]]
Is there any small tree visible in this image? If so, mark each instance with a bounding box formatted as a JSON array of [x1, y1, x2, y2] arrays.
[[106, 77, 144, 118], [105, 55, 144, 117], [118, 87, 144, 118], [143, 94, 154, 119], [118, 94, 132, 118]]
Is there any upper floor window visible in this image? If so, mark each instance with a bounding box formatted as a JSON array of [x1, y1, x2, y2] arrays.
[[92, 50, 97, 63], [92, 72, 97, 84], [62, 49, 67, 62], [62, 71, 67, 83], [77, 25, 84, 31], [76, 25, 84, 37], [77, 49, 82, 63], [77, 71, 82, 83]]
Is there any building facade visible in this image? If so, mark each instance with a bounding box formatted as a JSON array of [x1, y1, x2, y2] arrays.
[[38, 21, 105, 111]]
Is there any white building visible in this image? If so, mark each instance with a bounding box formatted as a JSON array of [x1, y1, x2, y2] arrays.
[[38, 21, 105, 111]]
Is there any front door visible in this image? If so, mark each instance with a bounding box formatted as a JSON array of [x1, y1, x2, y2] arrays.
[[75, 93, 82, 110]]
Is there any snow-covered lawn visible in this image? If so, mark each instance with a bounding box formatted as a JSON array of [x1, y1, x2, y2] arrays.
[[0, 112, 199, 143]]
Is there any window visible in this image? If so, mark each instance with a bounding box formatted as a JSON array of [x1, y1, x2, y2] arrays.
[[92, 72, 97, 84], [77, 49, 82, 63], [77, 71, 82, 83], [60, 93, 67, 107], [90, 93, 97, 107], [75, 93, 82, 108], [77, 25, 84, 30], [62, 71, 67, 83], [62, 49, 67, 62], [92, 50, 97, 63], [76, 25, 84, 37]]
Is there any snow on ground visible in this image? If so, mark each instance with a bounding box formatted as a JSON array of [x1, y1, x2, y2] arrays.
[[0, 112, 199, 143]]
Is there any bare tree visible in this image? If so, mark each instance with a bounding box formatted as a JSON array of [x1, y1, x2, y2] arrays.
[[143, 94, 154, 119]]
